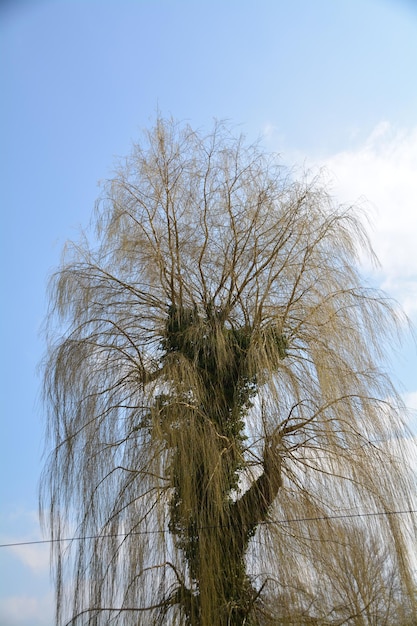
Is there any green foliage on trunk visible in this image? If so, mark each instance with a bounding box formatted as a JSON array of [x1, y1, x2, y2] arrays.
[[160, 304, 286, 624]]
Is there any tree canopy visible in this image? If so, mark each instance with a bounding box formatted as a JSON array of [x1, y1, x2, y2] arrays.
[[41, 118, 416, 625]]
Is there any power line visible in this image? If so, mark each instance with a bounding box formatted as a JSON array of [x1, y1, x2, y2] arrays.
[[1, 509, 415, 549]]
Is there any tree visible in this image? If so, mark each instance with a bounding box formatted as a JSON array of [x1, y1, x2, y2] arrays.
[[41, 118, 416, 625]]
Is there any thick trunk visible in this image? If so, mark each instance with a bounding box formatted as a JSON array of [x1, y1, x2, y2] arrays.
[[176, 441, 283, 626], [163, 309, 284, 624]]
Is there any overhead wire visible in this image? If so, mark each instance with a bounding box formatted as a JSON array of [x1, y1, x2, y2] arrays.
[[1, 508, 415, 549]]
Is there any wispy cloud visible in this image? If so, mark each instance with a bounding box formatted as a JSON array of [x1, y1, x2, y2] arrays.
[[0, 510, 54, 625], [7, 542, 50, 574], [404, 391, 417, 434], [1, 510, 50, 574], [0, 592, 54, 626], [318, 122, 417, 315]]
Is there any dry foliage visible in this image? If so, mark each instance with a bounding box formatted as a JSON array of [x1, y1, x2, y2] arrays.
[[40, 118, 416, 625]]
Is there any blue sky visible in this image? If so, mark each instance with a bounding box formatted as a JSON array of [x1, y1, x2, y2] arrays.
[[0, 1, 416, 624]]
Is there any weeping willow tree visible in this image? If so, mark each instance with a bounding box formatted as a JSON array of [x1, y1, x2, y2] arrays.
[[40, 118, 416, 626]]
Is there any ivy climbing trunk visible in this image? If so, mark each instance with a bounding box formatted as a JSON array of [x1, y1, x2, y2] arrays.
[[161, 306, 284, 625]]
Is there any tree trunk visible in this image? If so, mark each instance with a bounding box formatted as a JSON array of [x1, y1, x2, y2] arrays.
[[172, 437, 283, 626]]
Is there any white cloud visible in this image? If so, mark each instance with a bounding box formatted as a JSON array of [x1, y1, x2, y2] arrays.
[[318, 122, 417, 315], [404, 390, 417, 434], [8, 542, 50, 574], [0, 592, 54, 626], [1, 510, 50, 574], [404, 390, 417, 411]]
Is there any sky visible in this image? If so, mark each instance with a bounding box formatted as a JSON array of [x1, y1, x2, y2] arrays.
[[0, 0, 416, 624]]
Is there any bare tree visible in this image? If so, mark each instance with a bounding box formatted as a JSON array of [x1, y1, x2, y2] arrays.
[[263, 517, 415, 625], [40, 118, 416, 625]]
